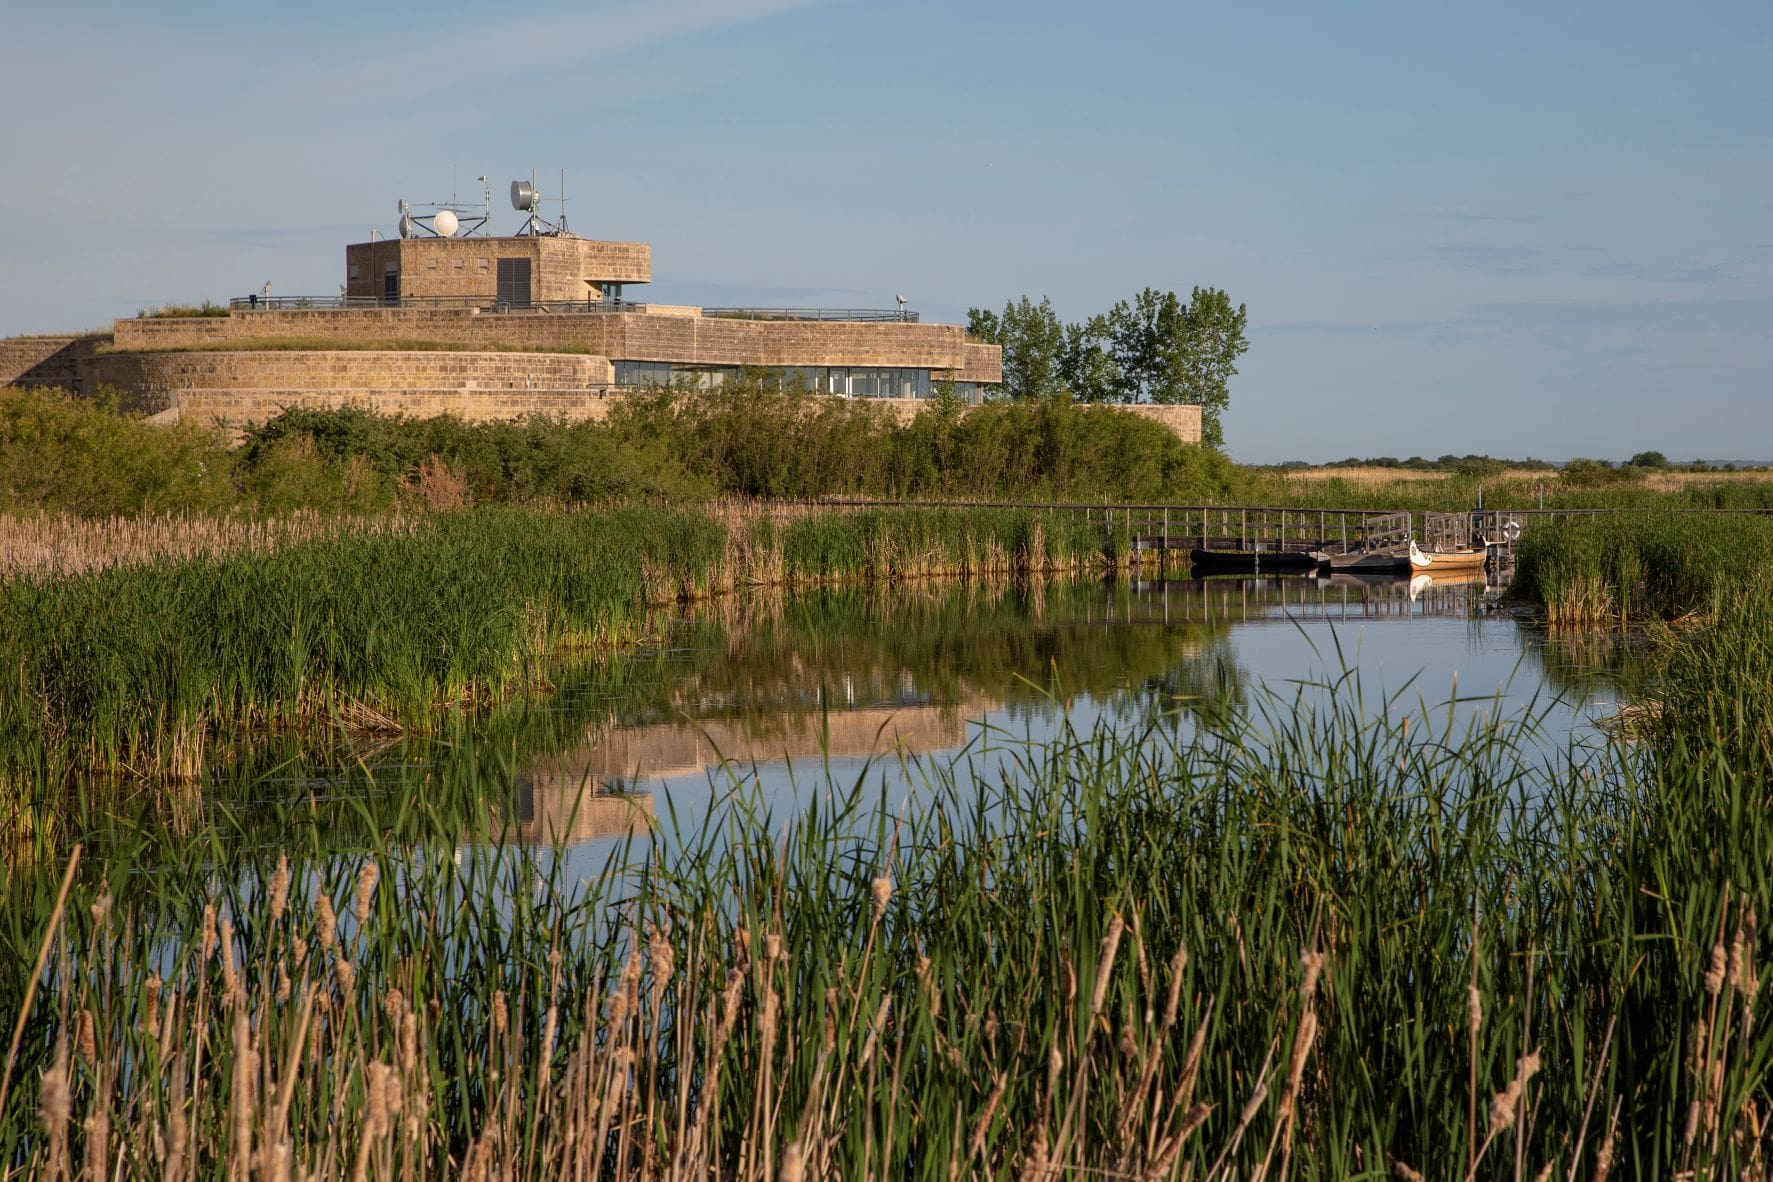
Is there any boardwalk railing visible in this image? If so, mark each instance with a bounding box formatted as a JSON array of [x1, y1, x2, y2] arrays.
[[785, 499, 1773, 565]]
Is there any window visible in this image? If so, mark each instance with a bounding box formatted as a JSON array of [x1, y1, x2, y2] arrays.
[[614, 360, 672, 386]]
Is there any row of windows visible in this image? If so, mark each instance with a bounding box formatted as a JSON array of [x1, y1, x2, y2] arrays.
[[613, 363, 938, 400]]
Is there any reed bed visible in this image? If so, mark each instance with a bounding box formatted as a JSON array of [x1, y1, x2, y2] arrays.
[[4, 605, 1773, 1178], [1510, 512, 1773, 628], [0, 512, 412, 581], [0, 505, 1141, 789]]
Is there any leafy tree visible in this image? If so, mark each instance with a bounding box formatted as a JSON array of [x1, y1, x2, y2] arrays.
[[1629, 450, 1669, 468], [1170, 286, 1249, 450], [974, 295, 1065, 401], [1058, 315, 1118, 403]]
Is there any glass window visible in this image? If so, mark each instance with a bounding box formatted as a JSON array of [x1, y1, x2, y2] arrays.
[[850, 370, 878, 398]]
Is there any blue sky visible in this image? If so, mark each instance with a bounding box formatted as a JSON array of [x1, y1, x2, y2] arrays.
[[2, 0, 1768, 462]]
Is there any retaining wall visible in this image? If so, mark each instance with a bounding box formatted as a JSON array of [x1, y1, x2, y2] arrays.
[[0, 335, 109, 393]]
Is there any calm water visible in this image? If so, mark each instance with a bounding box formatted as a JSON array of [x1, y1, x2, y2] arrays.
[[184, 571, 1634, 868]]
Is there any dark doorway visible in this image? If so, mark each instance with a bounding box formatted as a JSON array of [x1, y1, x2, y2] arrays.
[[383, 270, 399, 305], [497, 257, 532, 308]]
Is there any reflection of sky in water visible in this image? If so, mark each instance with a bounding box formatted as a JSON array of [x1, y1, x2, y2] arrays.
[[548, 575, 1615, 881]]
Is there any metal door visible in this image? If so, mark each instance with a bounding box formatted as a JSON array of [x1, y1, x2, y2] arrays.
[[497, 258, 531, 307]]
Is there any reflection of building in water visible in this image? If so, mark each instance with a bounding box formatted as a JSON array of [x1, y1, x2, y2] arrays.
[[516, 696, 997, 841], [514, 775, 655, 844]]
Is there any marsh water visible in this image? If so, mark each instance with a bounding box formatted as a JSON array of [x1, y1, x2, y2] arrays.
[[173, 570, 1639, 870]]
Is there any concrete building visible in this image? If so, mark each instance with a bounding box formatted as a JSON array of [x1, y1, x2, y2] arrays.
[[0, 209, 1202, 442]]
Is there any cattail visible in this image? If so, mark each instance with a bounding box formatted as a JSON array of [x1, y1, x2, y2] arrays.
[[765, 931, 784, 963], [201, 901, 218, 962], [779, 1140, 806, 1182], [219, 915, 239, 1001], [1390, 1160, 1426, 1182], [1488, 1050, 1541, 1134], [269, 854, 291, 922], [144, 974, 162, 1036], [492, 991, 508, 1036], [871, 874, 893, 921], [647, 923, 675, 992], [316, 891, 337, 954], [1592, 1103, 1619, 1182], [1706, 940, 1727, 996], [276, 965, 292, 1003], [1299, 948, 1325, 999], [89, 892, 111, 926], [335, 957, 356, 997], [1090, 913, 1126, 1017], [1468, 984, 1483, 1036], [76, 1008, 96, 1066], [384, 987, 406, 1024], [38, 1056, 70, 1133], [401, 1011, 418, 1077], [355, 861, 379, 926]]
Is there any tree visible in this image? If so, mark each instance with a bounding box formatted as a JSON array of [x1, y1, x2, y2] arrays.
[[1629, 450, 1669, 468], [1169, 287, 1248, 450], [1058, 314, 1118, 403], [980, 296, 1066, 401]]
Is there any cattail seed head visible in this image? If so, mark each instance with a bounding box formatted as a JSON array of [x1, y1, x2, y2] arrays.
[[1390, 1160, 1426, 1182], [491, 991, 508, 1036], [1706, 941, 1727, 996], [355, 861, 379, 926], [89, 893, 111, 926], [871, 875, 892, 920], [38, 1059, 70, 1133], [335, 957, 355, 997], [276, 965, 292, 1003], [268, 854, 290, 923], [201, 902, 218, 961], [76, 1009, 96, 1066], [316, 891, 337, 954], [1468, 985, 1483, 1036], [1299, 948, 1325, 999], [779, 1140, 805, 1182], [144, 974, 162, 1035]]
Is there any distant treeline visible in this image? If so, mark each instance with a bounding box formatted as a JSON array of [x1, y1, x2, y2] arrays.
[[1281, 451, 1763, 478], [0, 383, 1244, 515]]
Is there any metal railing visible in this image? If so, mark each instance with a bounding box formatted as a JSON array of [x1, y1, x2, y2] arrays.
[[226, 295, 651, 314], [225, 297, 919, 322], [700, 308, 919, 323]]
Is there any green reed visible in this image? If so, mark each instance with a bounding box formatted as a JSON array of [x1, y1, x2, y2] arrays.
[[0, 505, 1141, 795], [4, 599, 1773, 1178], [1511, 511, 1773, 627]]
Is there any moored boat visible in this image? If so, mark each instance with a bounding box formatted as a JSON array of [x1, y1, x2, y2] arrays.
[[1407, 540, 1489, 573]]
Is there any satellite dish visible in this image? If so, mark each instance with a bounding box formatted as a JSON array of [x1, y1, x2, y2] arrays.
[[511, 180, 537, 211], [398, 214, 414, 239], [397, 199, 409, 215], [433, 209, 459, 237]]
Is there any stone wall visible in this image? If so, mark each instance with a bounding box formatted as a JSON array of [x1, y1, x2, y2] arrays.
[[0, 335, 108, 393], [344, 236, 652, 303], [1120, 403, 1202, 443], [110, 307, 997, 375], [81, 350, 618, 428]]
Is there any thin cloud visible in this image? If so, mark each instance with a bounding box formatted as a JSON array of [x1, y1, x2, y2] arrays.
[[318, 0, 823, 93]]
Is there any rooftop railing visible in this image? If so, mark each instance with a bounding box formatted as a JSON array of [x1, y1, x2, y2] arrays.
[[225, 297, 919, 321], [701, 307, 919, 323]]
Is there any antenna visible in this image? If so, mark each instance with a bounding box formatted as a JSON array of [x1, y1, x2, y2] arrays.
[[391, 186, 490, 239], [507, 170, 575, 236]]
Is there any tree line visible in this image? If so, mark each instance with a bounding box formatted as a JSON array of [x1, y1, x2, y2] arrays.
[[966, 288, 1249, 449]]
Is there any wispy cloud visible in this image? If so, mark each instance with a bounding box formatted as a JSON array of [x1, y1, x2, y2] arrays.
[[313, 0, 822, 93]]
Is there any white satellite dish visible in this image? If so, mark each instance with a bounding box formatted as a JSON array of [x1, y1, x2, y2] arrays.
[[433, 209, 459, 237], [398, 214, 414, 239], [511, 180, 537, 211]]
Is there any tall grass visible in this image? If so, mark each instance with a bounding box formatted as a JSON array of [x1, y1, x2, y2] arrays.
[[0, 505, 1154, 791], [1510, 512, 1773, 627], [4, 603, 1773, 1176]]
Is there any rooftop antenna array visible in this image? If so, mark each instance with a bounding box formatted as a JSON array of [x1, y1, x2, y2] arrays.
[[509, 170, 577, 237], [395, 174, 492, 239]]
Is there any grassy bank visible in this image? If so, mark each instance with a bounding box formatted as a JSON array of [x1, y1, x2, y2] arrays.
[[0, 504, 1125, 790], [4, 570, 1773, 1177]]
